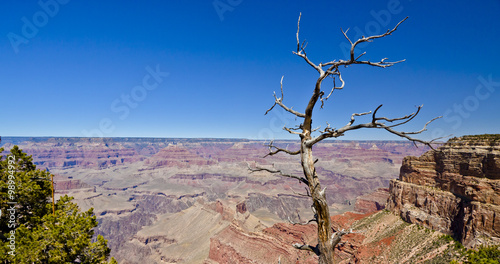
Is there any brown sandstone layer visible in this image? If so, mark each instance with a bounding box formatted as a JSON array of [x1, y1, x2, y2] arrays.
[[387, 135, 500, 246]]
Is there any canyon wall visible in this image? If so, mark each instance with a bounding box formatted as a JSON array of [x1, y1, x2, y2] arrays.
[[387, 135, 500, 247]]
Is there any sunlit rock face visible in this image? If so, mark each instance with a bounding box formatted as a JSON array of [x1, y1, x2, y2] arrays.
[[387, 135, 500, 247]]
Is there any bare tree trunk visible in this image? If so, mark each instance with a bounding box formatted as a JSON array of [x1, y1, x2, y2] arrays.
[[301, 139, 334, 263]]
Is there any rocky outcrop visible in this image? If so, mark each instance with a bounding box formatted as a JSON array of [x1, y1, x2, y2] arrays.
[[387, 134, 500, 247], [207, 222, 319, 264], [354, 188, 390, 214]]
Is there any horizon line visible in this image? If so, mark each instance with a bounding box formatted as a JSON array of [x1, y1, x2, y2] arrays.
[[0, 135, 434, 142]]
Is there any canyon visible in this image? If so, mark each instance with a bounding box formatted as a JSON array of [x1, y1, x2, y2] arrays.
[[4, 136, 498, 263], [0, 137, 427, 263]]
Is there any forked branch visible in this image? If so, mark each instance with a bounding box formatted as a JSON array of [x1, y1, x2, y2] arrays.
[[263, 140, 300, 157], [343, 17, 408, 65], [284, 126, 303, 135], [292, 243, 320, 256], [293, 13, 321, 72], [288, 216, 317, 225], [308, 105, 442, 147], [248, 163, 309, 185], [266, 76, 306, 118], [320, 75, 345, 109]]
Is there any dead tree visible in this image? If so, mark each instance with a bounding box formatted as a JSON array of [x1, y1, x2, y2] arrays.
[[249, 14, 440, 264]]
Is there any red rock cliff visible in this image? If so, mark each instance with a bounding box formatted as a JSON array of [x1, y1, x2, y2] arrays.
[[387, 134, 500, 247]]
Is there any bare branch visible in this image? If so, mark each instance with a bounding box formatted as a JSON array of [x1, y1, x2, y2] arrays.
[[293, 12, 322, 73], [265, 76, 306, 118], [377, 119, 442, 150], [429, 135, 451, 145], [286, 125, 303, 131], [319, 187, 327, 198], [311, 126, 321, 133], [320, 89, 333, 110], [263, 140, 300, 157], [373, 104, 420, 127], [307, 105, 441, 148], [292, 243, 320, 256], [349, 111, 372, 127], [334, 74, 345, 90], [288, 206, 318, 226], [330, 230, 349, 248], [320, 75, 344, 109], [322, 17, 408, 72], [295, 13, 301, 53], [349, 17, 408, 64], [330, 228, 363, 249], [352, 57, 406, 69], [320, 122, 331, 133], [265, 102, 277, 115], [279, 75, 284, 99], [284, 126, 303, 135], [341, 28, 353, 46], [288, 216, 317, 225], [355, 51, 367, 61], [400, 116, 442, 135], [248, 163, 309, 185], [291, 187, 312, 197], [371, 104, 384, 123]]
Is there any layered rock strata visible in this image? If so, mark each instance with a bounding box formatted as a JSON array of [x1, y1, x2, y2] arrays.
[[387, 135, 500, 246], [354, 188, 389, 214]]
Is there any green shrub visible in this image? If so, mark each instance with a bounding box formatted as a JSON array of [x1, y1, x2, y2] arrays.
[[464, 245, 500, 264]]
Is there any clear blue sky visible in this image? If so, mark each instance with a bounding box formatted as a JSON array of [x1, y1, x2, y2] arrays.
[[1, 0, 499, 140]]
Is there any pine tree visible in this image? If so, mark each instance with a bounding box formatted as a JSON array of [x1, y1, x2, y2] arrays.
[[0, 146, 116, 263]]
